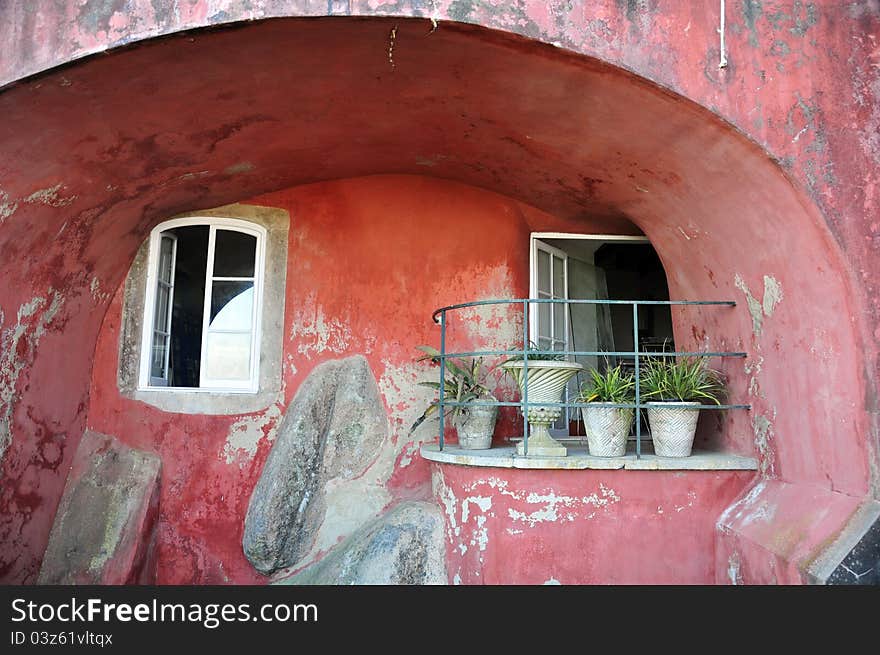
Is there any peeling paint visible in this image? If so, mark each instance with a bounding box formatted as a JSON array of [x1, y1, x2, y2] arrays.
[[0, 290, 65, 466], [89, 276, 110, 304], [734, 273, 764, 337], [23, 183, 77, 208], [291, 292, 356, 358], [461, 495, 492, 523], [396, 439, 420, 468], [744, 354, 764, 397], [762, 275, 783, 316], [727, 551, 743, 585], [507, 485, 621, 527], [752, 411, 776, 475], [0, 190, 18, 223], [734, 273, 783, 338], [221, 398, 283, 466], [742, 0, 764, 48], [432, 468, 459, 536], [224, 161, 254, 175]]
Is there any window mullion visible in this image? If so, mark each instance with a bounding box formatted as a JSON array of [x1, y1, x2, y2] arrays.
[[198, 225, 218, 388], [162, 236, 178, 383]]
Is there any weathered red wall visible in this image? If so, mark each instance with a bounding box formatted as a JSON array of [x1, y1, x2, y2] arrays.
[[0, 6, 877, 584], [86, 174, 639, 584], [433, 464, 754, 585]]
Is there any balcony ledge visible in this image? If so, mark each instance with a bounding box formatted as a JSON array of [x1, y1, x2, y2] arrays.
[[420, 443, 757, 471]]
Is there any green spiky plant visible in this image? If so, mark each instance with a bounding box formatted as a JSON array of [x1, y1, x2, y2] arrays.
[[576, 363, 636, 404], [502, 341, 566, 363], [639, 356, 725, 404], [409, 345, 496, 434]]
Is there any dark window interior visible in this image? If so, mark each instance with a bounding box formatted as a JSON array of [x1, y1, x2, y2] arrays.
[[594, 243, 674, 355], [168, 225, 208, 387]]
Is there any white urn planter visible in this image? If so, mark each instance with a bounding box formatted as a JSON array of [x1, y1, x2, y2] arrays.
[[646, 401, 701, 457], [581, 406, 634, 457], [501, 360, 583, 457]]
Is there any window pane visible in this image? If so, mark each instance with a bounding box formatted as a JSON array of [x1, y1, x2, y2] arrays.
[[209, 282, 254, 331], [204, 332, 251, 380], [537, 250, 550, 294], [538, 302, 550, 337], [213, 230, 256, 277], [537, 337, 552, 351], [151, 333, 168, 378], [553, 302, 565, 341], [153, 284, 170, 332], [167, 225, 208, 388], [553, 255, 565, 296], [158, 236, 175, 283]]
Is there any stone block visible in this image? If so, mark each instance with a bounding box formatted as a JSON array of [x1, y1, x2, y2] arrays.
[[274, 501, 446, 585], [243, 355, 387, 574], [37, 430, 161, 585]]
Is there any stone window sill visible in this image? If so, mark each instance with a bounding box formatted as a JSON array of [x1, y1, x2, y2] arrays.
[[420, 442, 757, 471]]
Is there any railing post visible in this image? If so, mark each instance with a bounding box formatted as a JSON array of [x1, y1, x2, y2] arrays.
[[439, 310, 446, 452], [633, 302, 641, 459], [522, 299, 529, 456]]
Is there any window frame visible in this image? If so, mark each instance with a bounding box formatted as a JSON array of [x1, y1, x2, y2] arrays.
[[137, 216, 267, 394], [148, 232, 178, 387]]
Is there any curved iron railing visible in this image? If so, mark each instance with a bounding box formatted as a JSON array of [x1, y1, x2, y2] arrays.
[[430, 298, 750, 458]]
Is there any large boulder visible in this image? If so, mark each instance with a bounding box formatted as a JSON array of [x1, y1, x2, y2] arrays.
[[243, 355, 387, 574], [38, 430, 161, 585], [275, 501, 447, 585]]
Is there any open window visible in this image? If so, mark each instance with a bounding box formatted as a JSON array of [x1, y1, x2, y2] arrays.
[[139, 217, 266, 393], [530, 233, 674, 435]]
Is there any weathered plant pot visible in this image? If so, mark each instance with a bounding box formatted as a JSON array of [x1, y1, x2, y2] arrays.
[[501, 360, 583, 457], [454, 398, 498, 450], [581, 406, 634, 457], [646, 401, 701, 457]]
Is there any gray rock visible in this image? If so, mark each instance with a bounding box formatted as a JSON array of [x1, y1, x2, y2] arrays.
[[38, 430, 161, 585], [243, 355, 387, 574], [274, 501, 447, 585]]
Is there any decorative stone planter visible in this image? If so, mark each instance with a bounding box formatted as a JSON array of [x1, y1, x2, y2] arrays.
[[646, 401, 701, 457], [454, 399, 498, 450], [501, 360, 583, 457], [581, 405, 634, 457]]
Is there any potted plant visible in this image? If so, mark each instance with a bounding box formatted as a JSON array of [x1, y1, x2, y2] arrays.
[[577, 364, 635, 457], [501, 344, 583, 457], [639, 356, 724, 457], [409, 346, 499, 450]]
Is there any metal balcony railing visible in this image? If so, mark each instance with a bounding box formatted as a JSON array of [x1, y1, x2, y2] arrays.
[[430, 298, 750, 458]]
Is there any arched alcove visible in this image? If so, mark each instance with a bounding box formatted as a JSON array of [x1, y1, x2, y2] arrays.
[[0, 17, 872, 584]]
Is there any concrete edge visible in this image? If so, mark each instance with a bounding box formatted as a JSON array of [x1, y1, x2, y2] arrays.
[[420, 443, 757, 471], [803, 498, 880, 584]]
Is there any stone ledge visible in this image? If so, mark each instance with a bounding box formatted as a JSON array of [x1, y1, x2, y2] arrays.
[[420, 443, 757, 471]]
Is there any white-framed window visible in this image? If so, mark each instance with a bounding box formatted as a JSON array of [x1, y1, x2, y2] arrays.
[[138, 217, 266, 393]]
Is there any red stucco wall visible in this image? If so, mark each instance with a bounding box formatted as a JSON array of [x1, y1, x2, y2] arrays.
[[1, 5, 877, 584], [434, 464, 754, 585], [86, 175, 649, 584]]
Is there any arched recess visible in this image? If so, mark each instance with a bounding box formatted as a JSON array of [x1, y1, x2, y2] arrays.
[[0, 17, 874, 584]]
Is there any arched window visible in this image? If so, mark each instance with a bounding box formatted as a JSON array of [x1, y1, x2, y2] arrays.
[[138, 217, 266, 392]]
